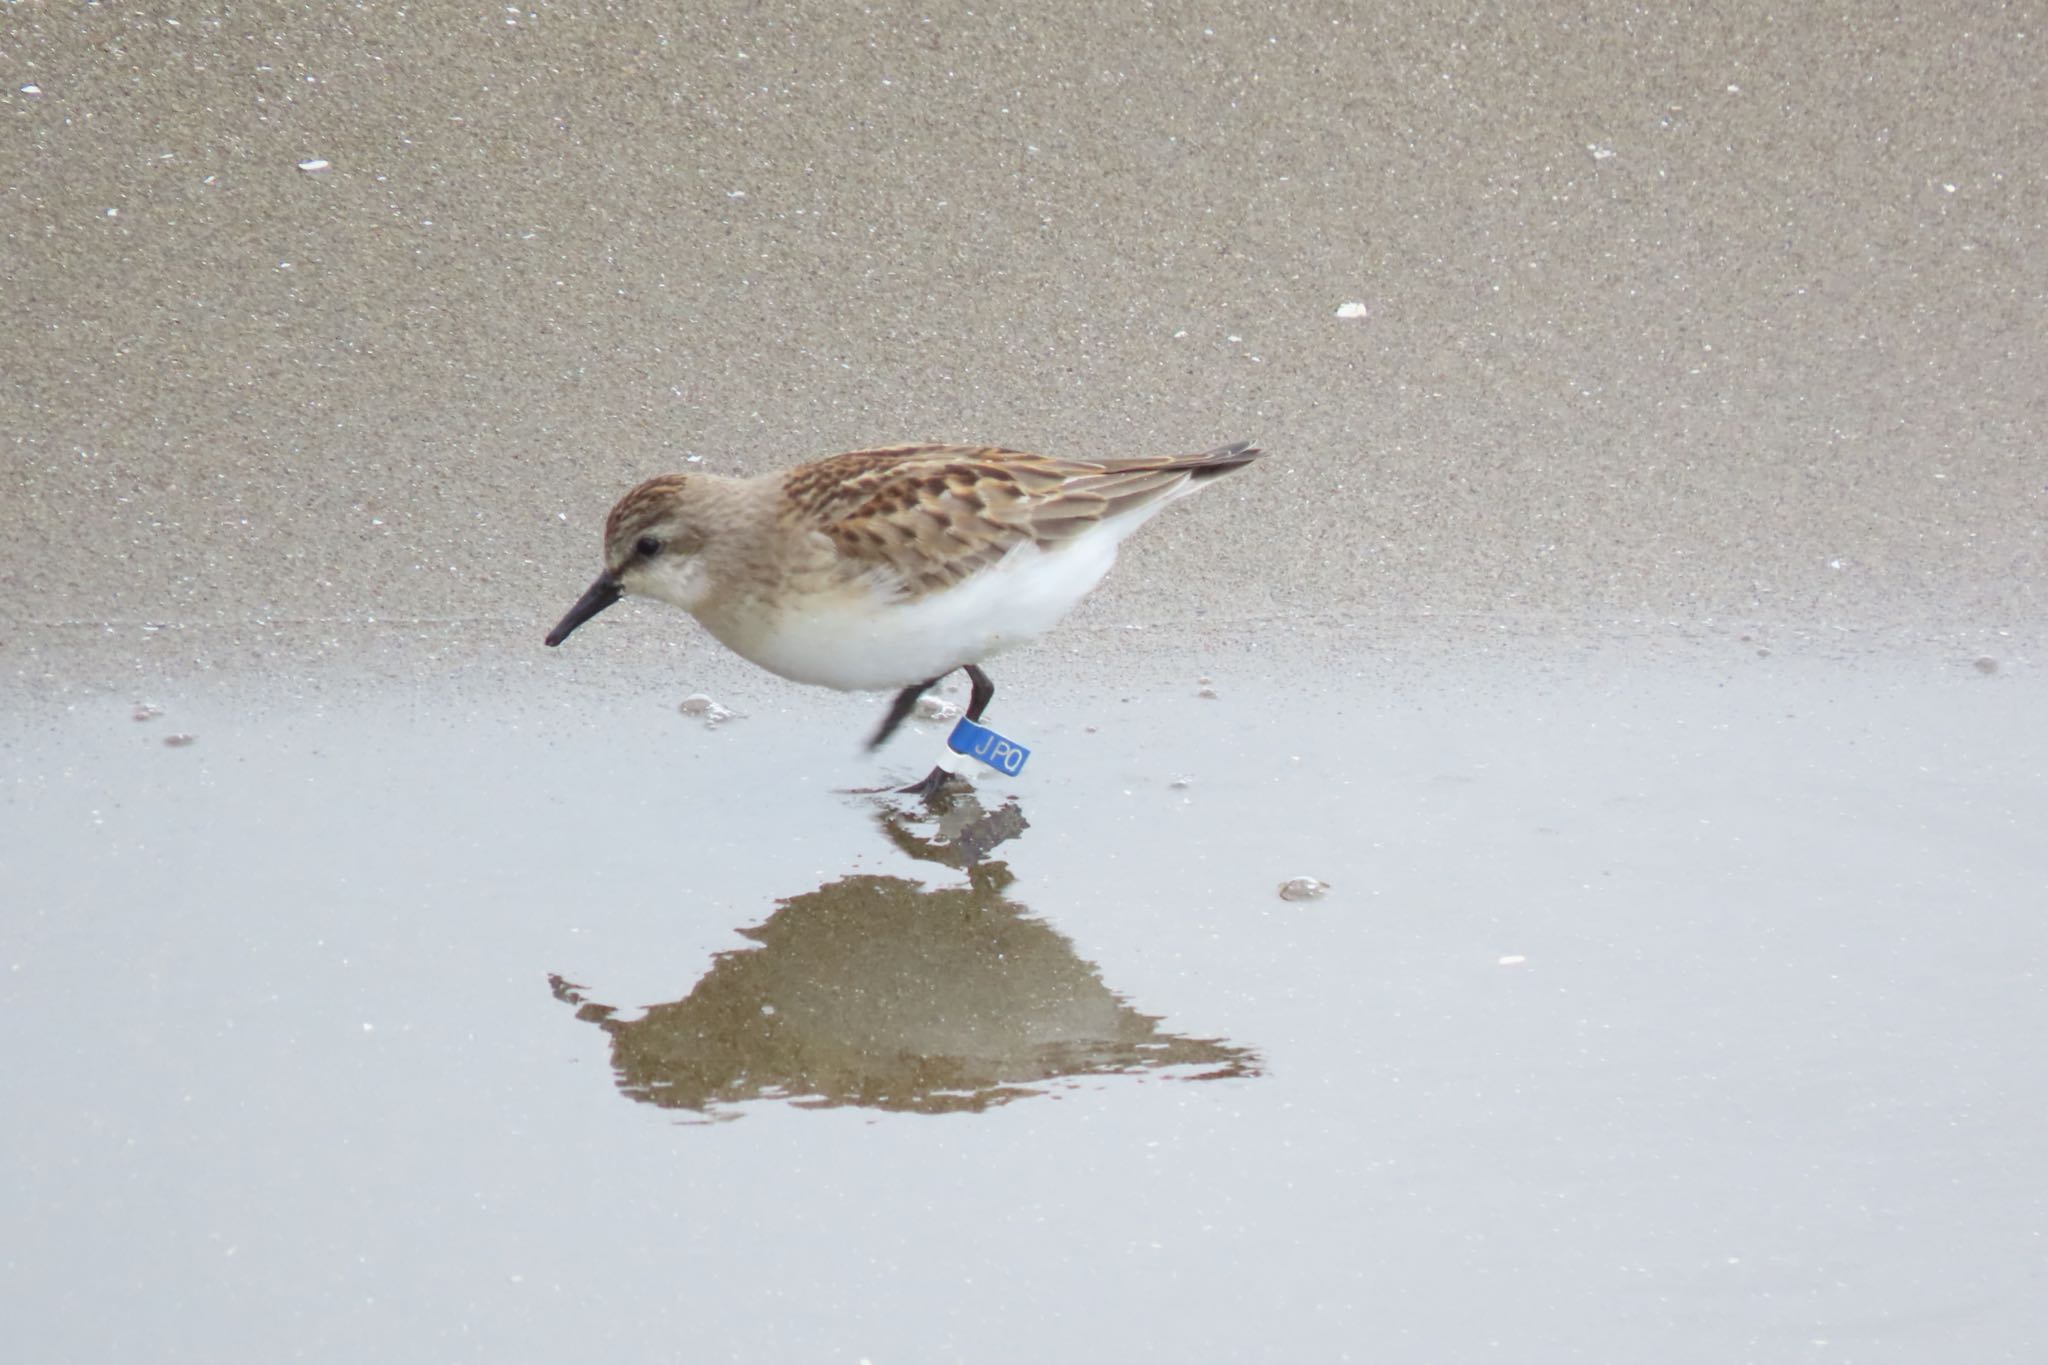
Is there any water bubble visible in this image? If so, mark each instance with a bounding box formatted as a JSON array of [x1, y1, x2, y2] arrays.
[[162, 734, 197, 748], [1277, 876, 1328, 902], [679, 693, 736, 726], [915, 696, 962, 722], [132, 702, 163, 722]]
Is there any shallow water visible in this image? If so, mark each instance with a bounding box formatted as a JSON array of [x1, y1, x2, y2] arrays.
[[5, 648, 2043, 1362]]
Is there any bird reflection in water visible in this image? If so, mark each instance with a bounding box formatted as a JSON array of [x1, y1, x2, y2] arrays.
[[550, 791, 1259, 1121]]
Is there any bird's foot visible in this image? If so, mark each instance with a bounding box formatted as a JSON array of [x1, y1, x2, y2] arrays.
[[897, 765, 972, 803]]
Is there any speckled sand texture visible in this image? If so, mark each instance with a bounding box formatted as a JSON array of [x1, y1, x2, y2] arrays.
[[4, 4, 2041, 693]]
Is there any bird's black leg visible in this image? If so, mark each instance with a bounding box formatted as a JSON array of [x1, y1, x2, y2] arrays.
[[869, 674, 944, 751], [964, 663, 995, 721], [896, 663, 994, 801]]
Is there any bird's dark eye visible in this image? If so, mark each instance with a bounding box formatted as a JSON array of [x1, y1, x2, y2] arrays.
[[634, 535, 662, 559]]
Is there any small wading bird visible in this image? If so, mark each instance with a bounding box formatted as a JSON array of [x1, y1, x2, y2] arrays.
[[545, 440, 1263, 796]]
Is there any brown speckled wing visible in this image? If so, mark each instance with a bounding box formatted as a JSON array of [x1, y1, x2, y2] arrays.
[[781, 442, 1259, 600], [783, 446, 1043, 597]]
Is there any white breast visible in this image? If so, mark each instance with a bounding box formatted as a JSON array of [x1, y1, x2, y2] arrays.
[[723, 530, 1125, 692]]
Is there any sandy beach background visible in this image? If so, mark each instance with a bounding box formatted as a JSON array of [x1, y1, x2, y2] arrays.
[[4, 5, 2044, 1362], [6, 3, 2041, 686]]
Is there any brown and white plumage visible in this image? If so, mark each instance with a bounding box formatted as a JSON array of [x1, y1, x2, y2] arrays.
[[546, 440, 1262, 749]]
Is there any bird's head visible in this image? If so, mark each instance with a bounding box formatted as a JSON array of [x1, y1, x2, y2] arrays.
[[544, 475, 710, 647]]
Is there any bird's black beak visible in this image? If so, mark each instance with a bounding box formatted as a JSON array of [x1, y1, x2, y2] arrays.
[[545, 574, 622, 646]]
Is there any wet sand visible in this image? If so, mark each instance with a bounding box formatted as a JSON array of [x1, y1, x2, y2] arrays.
[[5, 3, 2045, 1362]]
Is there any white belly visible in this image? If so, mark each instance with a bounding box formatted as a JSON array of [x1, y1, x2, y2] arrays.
[[719, 535, 1122, 691]]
